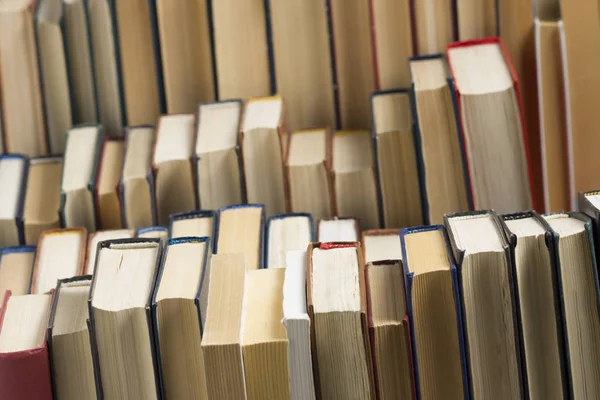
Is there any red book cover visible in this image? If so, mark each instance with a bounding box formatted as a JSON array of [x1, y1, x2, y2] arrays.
[[0, 291, 53, 400]]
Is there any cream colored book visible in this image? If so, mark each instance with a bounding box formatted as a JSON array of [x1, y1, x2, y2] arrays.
[[169, 210, 215, 241], [48, 277, 96, 400], [195, 101, 243, 209], [153, 114, 197, 226], [266, 213, 313, 269], [136, 227, 168, 241], [85, 229, 134, 275], [61, 125, 102, 231], [317, 217, 359, 242], [361, 229, 402, 263], [216, 205, 264, 270], [457, 0, 496, 40], [413, 0, 453, 54], [286, 128, 334, 222], [0, 156, 28, 248], [31, 228, 86, 294], [332, 131, 380, 230], [154, 237, 210, 399], [0, 247, 36, 308], [22, 157, 62, 245], [155, 0, 214, 113], [241, 96, 287, 216], [89, 238, 161, 399], [95, 138, 124, 229], [371, 90, 422, 228], [201, 253, 247, 399], [122, 126, 156, 230]]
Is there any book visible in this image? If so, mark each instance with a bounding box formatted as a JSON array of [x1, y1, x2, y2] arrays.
[[0, 155, 28, 247], [307, 242, 376, 398], [94, 137, 125, 230], [283, 250, 316, 400], [0, 292, 52, 399], [137, 226, 168, 240], [121, 126, 156, 230], [85, 229, 134, 275], [371, 90, 423, 228], [501, 212, 567, 399], [0, 246, 36, 306], [318, 217, 359, 242], [152, 237, 210, 399], [329, 0, 375, 129], [446, 211, 523, 398], [169, 210, 215, 241], [365, 259, 413, 399], [535, 17, 569, 213], [401, 226, 466, 398], [60, 124, 103, 231], [0, 0, 47, 156], [370, 0, 413, 89], [456, 0, 497, 40], [241, 96, 287, 216], [265, 213, 314, 269], [543, 213, 600, 398], [34, 0, 72, 154], [578, 190, 600, 262], [47, 276, 96, 400], [88, 238, 162, 399], [195, 100, 244, 209], [153, 114, 197, 226], [86, 0, 124, 135], [332, 130, 380, 229], [22, 156, 62, 245], [447, 38, 534, 213], [201, 253, 247, 398], [31, 228, 87, 294], [409, 55, 470, 224], [155, 0, 215, 114], [216, 204, 265, 270], [269, 0, 335, 129], [211, 0, 271, 100], [285, 128, 334, 221], [361, 229, 402, 263], [412, 0, 454, 54], [242, 268, 289, 399]]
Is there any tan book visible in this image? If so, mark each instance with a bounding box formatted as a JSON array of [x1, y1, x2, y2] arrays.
[[0, 0, 47, 156], [317, 217, 359, 242], [286, 128, 334, 222], [216, 205, 264, 270], [0, 247, 36, 308], [23, 157, 62, 245], [361, 229, 402, 263], [242, 268, 289, 399], [241, 96, 287, 216], [155, 0, 214, 113], [456, 0, 496, 40], [332, 131, 380, 230], [410, 56, 470, 224], [0, 156, 28, 247], [169, 210, 215, 243], [265, 213, 313, 269], [121, 126, 156, 230], [195, 101, 243, 209], [201, 253, 247, 399], [136, 226, 168, 241], [153, 114, 197, 226], [269, 0, 335, 129], [371, 0, 413, 89], [371, 90, 422, 228], [85, 229, 134, 275], [47, 276, 96, 400], [212, 0, 271, 100], [94, 137, 124, 230], [329, 0, 375, 129], [61, 125, 102, 232], [89, 238, 161, 399], [31, 228, 86, 294], [153, 237, 210, 399], [412, 0, 453, 54]]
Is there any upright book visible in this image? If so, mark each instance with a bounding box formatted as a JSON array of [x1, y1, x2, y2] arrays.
[[137, 226, 168, 241], [94, 137, 125, 229], [85, 229, 135, 275], [456, 0, 497, 40], [265, 213, 314, 269], [412, 0, 454, 54], [169, 210, 215, 242], [318, 217, 359, 242], [0, 155, 28, 247], [361, 229, 402, 263], [216, 204, 264, 270], [0, 246, 36, 305]]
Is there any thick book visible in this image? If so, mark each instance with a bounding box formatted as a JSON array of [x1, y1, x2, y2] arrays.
[[447, 38, 535, 214], [85, 229, 135, 275], [0, 155, 28, 247], [195, 100, 244, 209], [94, 136, 125, 229], [318, 217, 359, 242], [31, 228, 87, 294], [154, 0, 215, 113], [120, 126, 157, 230], [307, 242, 376, 399], [88, 238, 162, 399], [265, 213, 314, 269], [0, 291, 53, 399], [137, 226, 168, 241], [152, 237, 210, 398], [411, 0, 454, 54], [456, 0, 497, 40], [0, 246, 36, 305], [215, 204, 265, 270], [47, 276, 97, 400], [371, 89, 423, 228], [60, 124, 103, 231], [22, 156, 62, 245], [361, 229, 402, 263], [169, 210, 216, 243], [153, 114, 197, 225]]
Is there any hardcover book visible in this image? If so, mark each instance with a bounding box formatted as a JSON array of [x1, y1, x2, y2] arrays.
[[94, 137, 125, 229], [137, 226, 168, 241], [361, 229, 402, 263], [169, 210, 215, 242], [84, 229, 135, 275], [265, 213, 314, 269], [0, 246, 36, 306], [412, 0, 454, 54], [0, 155, 28, 247], [318, 217, 359, 242], [216, 204, 265, 270]]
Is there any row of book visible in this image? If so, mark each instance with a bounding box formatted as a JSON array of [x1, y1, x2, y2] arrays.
[[1, 191, 600, 399]]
